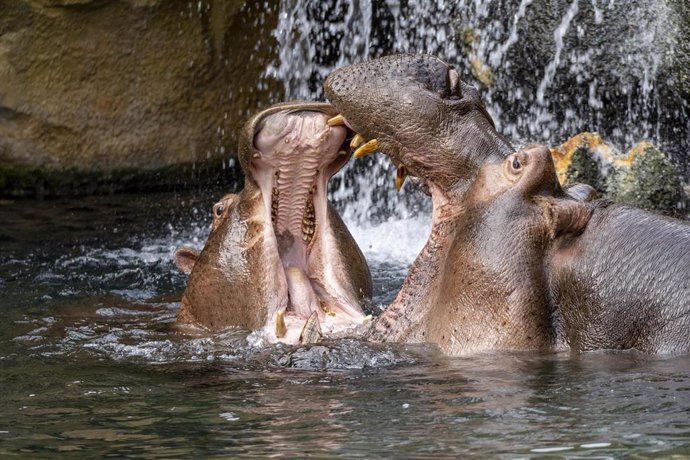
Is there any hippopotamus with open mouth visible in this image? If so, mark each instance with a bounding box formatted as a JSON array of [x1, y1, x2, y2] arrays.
[[324, 54, 689, 355], [175, 102, 372, 344]]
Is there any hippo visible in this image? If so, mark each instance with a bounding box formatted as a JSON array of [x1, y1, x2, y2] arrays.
[[324, 54, 689, 354], [175, 102, 372, 344]]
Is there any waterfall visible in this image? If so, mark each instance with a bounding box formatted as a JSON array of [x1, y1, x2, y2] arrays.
[[265, 0, 688, 230]]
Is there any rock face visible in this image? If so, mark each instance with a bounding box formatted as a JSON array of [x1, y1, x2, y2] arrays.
[[0, 0, 281, 172], [551, 133, 686, 217]]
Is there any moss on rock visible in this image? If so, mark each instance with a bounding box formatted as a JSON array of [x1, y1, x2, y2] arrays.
[[608, 142, 684, 216], [551, 134, 686, 217]]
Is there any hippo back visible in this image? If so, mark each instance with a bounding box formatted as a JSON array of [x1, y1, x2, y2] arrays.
[[548, 202, 690, 353]]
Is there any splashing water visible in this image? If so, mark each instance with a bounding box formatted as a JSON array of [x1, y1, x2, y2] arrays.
[[267, 0, 466, 257], [2, 4, 690, 450]]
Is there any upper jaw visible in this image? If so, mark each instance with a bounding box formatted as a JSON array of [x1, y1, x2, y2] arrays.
[[325, 112, 440, 197], [238, 102, 343, 176]]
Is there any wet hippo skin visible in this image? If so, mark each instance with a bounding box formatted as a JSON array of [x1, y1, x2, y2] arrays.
[[325, 54, 689, 355]]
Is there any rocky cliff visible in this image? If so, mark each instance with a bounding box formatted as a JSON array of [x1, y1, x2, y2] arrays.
[[0, 0, 281, 180]]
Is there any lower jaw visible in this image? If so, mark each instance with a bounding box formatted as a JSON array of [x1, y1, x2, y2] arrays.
[[367, 181, 454, 342], [260, 192, 367, 344]]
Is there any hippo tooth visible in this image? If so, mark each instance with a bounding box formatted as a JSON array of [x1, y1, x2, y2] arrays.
[[327, 113, 354, 130], [350, 133, 365, 150], [299, 311, 322, 344], [395, 165, 408, 192], [362, 314, 373, 325], [327, 114, 345, 126], [353, 139, 379, 159], [275, 311, 287, 338]]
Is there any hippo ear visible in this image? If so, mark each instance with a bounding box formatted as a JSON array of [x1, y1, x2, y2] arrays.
[[175, 246, 200, 275], [536, 197, 593, 239]]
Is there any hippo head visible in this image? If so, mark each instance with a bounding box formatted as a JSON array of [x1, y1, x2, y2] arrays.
[[176, 102, 371, 344], [324, 54, 513, 198], [324, 55, 597, 349], [470, 144, 593, 239]]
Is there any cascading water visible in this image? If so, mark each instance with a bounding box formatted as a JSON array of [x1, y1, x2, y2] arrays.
[[267, 0, 689, 231], [267, 0, 468, 262]]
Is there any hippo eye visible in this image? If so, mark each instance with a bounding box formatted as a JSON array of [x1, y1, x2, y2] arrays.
[[512, 157, 521, 170], [213, 204, 224, 217]]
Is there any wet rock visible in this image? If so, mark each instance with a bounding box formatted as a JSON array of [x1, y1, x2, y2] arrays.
[[551, 133, 686, 216], [550, 132, 615, 193], [450, 0, 690, 182], [0, 0, 282, 174], [607, 141, 685, 216]]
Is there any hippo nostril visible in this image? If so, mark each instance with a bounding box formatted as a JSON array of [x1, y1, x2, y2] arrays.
[[512, 157, 521, 170]]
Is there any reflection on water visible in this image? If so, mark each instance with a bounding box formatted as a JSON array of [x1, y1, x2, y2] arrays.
[[1, 192, 689, 457]]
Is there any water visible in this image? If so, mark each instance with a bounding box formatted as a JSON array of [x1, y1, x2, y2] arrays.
[[2, 1, 690, 456], [1, 192, 689, 457]]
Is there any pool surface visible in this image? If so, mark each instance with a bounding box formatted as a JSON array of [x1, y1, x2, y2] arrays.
[[1, 192, 688, 458]]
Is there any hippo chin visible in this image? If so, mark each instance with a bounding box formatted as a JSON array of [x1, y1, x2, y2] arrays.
[[176, 102, 372, 344], [325, 54, 689, 355]]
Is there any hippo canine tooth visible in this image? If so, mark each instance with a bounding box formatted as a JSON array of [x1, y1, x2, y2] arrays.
[[350, 133, 365, 150], [299, 311, 322, 344], [395, 165, 408, 192], [275, 311, 287, 338], [327, 114, 346, 126], [353, 139, 379, 159]]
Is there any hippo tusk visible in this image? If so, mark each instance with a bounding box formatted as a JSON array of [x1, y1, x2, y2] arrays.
[[350, 133, 365, 150], [327, 113, 354, 130], [299, 311, 322, 344], [275, 310, 287, 338], [353, 139, 379, 159], [395, 165, 408, 192], [327, 114, 346, 126]]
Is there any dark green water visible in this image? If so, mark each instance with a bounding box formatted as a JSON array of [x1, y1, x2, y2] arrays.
[[1, 192, 689, 458]]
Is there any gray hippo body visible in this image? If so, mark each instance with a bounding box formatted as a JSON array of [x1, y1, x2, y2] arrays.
[[549, 202, 690, 353]]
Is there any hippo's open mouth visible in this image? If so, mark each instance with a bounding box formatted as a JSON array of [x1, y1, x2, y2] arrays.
[[246, 105, 369, 343]]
